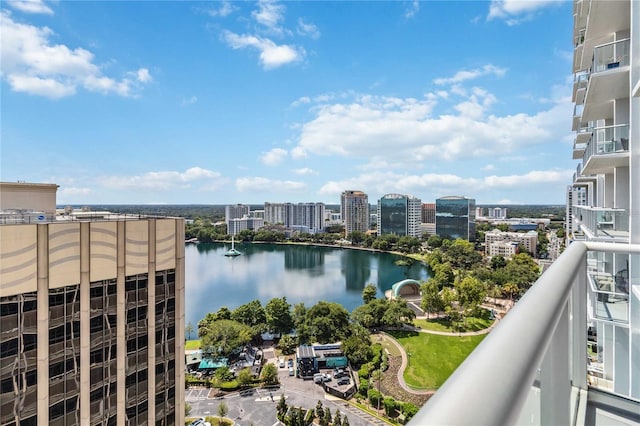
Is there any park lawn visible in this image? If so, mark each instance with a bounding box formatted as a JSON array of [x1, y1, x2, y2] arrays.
[[185, 340, 201, 350], [413, 312, 493, 333], [389, 330, 486, 389]]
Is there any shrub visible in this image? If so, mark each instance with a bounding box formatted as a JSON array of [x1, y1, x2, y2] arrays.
[[383, 396, 397, 416], [219, 380, 239, 391], [401, 402, 419, 419], [367, 389, 382, 407]]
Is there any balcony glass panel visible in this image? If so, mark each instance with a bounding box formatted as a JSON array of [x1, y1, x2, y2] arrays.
[[589, 273, 628, 323], [573, 206, 629, 238], [586, 124, 629, 156], [592, 39, 630, 73]]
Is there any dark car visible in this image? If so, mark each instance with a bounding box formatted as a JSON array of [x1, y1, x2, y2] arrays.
[[337, 377, 350, 386]]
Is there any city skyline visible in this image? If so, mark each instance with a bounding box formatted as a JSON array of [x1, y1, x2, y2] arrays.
[[2, 0, 575, 205]]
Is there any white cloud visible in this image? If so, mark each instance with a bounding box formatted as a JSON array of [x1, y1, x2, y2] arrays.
[[208, 1, 235, 17], [292, 168, 315, 175], [58, 187, 92, 197], [252, 0, 286, 34], [405, 0, 420, 18], [291, 96, 311, 107], [261, 148, 288, 166], [482, 164, 496, 171], [181, 96, 198, 106], [0, 12, 151, 98], [102, 167, 222, 191], [222, 30, 304, 69], [236, 177, 306, 193], [434, 64, 507, 85], [488, 0, 561, 25], [6, 0, 53, 15], [318, 168, 573, 200], [292, 88, 572, 164], [296, 18, 320, 39]]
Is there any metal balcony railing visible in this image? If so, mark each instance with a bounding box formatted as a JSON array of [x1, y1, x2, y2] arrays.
[[592, 39, 630, 73], [410, 242, 640, 425], [573, 205, 629, 239], [582, 124, 629, 163]]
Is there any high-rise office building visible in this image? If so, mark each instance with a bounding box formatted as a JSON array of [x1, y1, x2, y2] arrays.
[[421, 203, 436, 224], [0, 182, 185, 425], [341, 190, 369, 237], [435, 196, 476, 241], [377, 194, 422, 238]]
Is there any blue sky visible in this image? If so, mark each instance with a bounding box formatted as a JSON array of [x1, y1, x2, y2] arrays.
[[1, 0, 576, 205]]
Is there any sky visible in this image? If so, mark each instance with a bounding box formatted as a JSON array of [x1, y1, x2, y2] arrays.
[[1, 0, 577, 206]]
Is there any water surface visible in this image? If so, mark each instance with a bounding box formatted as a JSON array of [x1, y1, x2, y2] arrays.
[[185, 242, 429, 327]]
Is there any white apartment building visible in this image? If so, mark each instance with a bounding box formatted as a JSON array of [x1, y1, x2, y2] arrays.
[[263, 202, 326, 233], [485, 229, 538, 257], [0, 182, 185, 425], [225, 204, 250, 228], [227, 216, 265, 236]]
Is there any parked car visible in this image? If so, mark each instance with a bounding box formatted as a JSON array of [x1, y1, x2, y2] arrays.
[[337, 377, 350, 386], [322, 373, 331, 382], [279, 357, 285, 368], [288, 366, 295, 376], [188, 418, 205, 426], [287, 358, 293, 368], [313, 373, 324, 384], [333, 368, 345, 378]]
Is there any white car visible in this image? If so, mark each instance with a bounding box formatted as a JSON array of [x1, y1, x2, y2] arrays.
[[278, 357, 285, 368]]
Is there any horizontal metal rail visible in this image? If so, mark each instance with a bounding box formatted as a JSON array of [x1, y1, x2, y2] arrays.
[[409, 241, 640, 425]]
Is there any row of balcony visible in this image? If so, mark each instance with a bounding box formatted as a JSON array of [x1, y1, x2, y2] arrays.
[[572, 205, 629, 240], [572, 38, 630, 129]]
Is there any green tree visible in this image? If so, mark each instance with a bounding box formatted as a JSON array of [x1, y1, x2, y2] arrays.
[[237, 368, 253, 388], [420, 279, 443, 318], [278, 334, 297, 355], [277, 394, 288, 419], [490, 255, 507, 270], [504, 253, 540, 293], [333, 409, 342, 426], [432, 262, 455, 288], [351, 299, 388, 329], [265, 297, 294, 335], [362, 284, 377, 304], [455, 276, 487, 316], [341, 324, 372, 366], [217, 401, 228, 423], [323, 408, 332, 426], [427, 234, 442, 248], [231, 300, 266, 330], [315, 400, 324, 421], [306, 301, 350, 343], [381, 299, 416, 328], [200, 319, 253, 359], [348, 230, 366, 244], [261, 362, 279, 385], [185, 402, 192, 417]]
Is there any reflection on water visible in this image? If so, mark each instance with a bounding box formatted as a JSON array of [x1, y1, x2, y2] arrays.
[[186, 242, 429, 327]]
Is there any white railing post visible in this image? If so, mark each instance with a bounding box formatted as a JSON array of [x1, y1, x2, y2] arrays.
[[571, 254, 588, 390], [540, 302, 570, 425]]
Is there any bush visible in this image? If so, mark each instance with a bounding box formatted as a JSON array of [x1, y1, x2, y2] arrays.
[[358, 362, 373, 379], [367, 389, 382, 407], [401, 402, 419, 419], [219, 380, 239, 391], [383, 396, 397, 416]]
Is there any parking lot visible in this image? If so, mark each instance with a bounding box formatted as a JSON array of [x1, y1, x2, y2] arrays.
[[185, 347, 384, 426]]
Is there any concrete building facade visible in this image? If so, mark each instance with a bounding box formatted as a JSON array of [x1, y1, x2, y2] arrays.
[[0, 182, 184, 425], [341, 190, 369, 237]]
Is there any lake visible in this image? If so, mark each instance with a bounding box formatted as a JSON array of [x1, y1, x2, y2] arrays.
[[185, 242, 430, 327]]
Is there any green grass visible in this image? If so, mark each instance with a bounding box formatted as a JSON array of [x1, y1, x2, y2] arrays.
[[389, 330, 486, 389], [413, 310, 493, 333], [185, 340, 201, 350]]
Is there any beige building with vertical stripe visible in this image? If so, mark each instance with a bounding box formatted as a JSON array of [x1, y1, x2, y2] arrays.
[[0, 182, 185, 425]]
